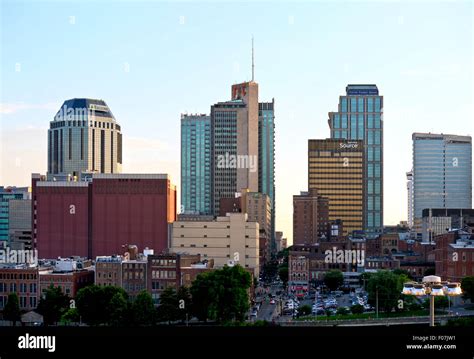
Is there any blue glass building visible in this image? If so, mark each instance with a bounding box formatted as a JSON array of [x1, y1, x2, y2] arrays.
[[0, 187, 30, 245], [180, 114, 212, 215], [328, 84, 383, 236], [258, 100, 276, 251], [412, 133, 472, 232]]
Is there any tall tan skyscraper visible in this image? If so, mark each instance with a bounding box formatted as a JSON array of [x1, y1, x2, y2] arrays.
[[211, 81, 259, 215], [308, 139, 365, 236]]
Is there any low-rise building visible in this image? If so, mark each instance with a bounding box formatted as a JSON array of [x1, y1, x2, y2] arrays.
[[0, 264, 39, 311], [39, 258, 94, 298], [171, 212, 260, 277]]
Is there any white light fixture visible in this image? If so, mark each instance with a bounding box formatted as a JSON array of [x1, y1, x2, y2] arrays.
[[445, 283, 462, 296], [412, 283, 426, 296], [402, 282, 414, 295], [430, 284, 444, 296]]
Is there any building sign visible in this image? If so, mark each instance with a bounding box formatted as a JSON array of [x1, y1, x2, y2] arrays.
[[339, 142, 359, 149], [347, 88, 379, 95]]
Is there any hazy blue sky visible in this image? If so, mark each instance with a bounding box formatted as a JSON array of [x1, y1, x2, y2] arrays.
[[1, 0, 473, 243]]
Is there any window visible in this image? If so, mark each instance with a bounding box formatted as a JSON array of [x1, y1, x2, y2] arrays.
[[358, 98, 364, 112], [374, 164, 381, 178], [368, 180, 373, 194], [374, 114, 381, 129], [368, 164, 374, 177], [350, 115, 357, 139], [374, 130, 381, 144], [350, 98, 357, 112], [375, 180, 381, 195], [341, 97, 347, 112], [368, 147, 374, 161], [374, 147, 381, 161], [367, 98, 374, 112], [375, 98, 381, 112], [341, 115, 348, 129], [334, 114, 340, 129], [358, 114, 364, 139], [367, 114, 373, 129]]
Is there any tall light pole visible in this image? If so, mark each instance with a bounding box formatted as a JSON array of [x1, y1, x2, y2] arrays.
[[402, 275, 462, 327]]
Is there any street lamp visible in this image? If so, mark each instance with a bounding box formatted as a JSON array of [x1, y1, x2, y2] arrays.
[[402, 275, 462, 327]]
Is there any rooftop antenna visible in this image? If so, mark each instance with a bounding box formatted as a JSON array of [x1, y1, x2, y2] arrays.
[[251, 36, 255, 82]]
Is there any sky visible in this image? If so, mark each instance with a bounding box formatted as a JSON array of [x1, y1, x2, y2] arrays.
[[1, 0, 473, 244]]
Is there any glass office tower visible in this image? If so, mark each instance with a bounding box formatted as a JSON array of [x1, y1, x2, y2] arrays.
[[412, 133, 472, 233], [328, 84, 383, 236], [47, 98, 122, 181], [258, 100, 275, 251], [180, 114, 212, 215]]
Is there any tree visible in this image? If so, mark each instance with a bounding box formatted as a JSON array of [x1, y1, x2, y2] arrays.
[[109, 292, 128, 327], [393, 269, 413, 279], [324, 270, 343, 291], [278, 265, 288, 285], [336, 307, 349, 315], [461, 276, 474, 303], [350, 304, 364, 314], [76, 285, 129, 326], [298, 304, 311, 316], [156, 287, 179, 324], [423, 296, 449, 310], [37, 285, 70, 325], [4, 293, 21, 326], [132, 290, 156, 326], [60, 307, 80, 325], [190, 265, 251, 323], [367, 270, 404, 313]]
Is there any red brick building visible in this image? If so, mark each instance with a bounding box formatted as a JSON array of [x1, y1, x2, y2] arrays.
[[0, 265, 39, 311], [435, 230, 474, 282], [33, 173, 176, 259], [293, 189, 329, 245]]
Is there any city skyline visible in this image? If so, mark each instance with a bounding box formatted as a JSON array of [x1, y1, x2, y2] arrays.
[[2, 1, 473, 244]]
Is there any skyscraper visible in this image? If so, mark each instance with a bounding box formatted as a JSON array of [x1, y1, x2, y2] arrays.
[[308, 139, 365, 236], [47, 98, 122, 180], [412, 133, 472, 233], [406, 171, 414, 228], [258, 100, 276, 251], [180, 114, 211, 215], [211, 81, 259, 215], [328, 84, 383, 236]]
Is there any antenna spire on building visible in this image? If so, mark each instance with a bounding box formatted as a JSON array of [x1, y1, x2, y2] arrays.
[[252, 36, 255, 81]]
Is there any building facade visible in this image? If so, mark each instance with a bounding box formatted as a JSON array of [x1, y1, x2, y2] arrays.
[[33, 173, 177, 259], [406, 171, 414, 228], [293, 190, 329, 245], [308, 139, 365, 236], [328, 84, 383, 235], [0, 265, 39, 311], [412, 133, 472, 234], [171, 213, 259, 276], [258, 100, 276, 252], [180, 114, 212, 215], [0, 187, 30, 246], [47, 98, 122, 180], [211, 81, 259, 215]]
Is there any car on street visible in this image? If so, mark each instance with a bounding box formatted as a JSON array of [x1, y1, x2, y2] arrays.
[[270, 299, 276, 304]]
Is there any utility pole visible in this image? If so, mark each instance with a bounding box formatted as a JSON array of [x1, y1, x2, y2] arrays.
[[429, 295, 435, 327]]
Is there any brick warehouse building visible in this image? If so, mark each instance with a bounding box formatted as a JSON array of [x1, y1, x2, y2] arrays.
[[33, 173, 176, 259]]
